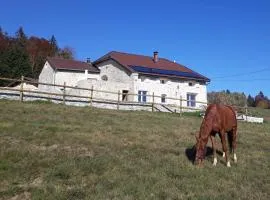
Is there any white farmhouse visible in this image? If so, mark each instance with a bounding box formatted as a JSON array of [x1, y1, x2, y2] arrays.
[[38, 51, 210, 110], [38, 57, 99, 91], [92, 51, 210, 109]]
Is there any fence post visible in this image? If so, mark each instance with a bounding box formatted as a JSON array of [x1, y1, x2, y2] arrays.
[[90, 85, 94, 107], [19, 76, 24, 102], [245, 104, 248, 121], [179, 95, 182, 116], [152, 92, 155, 112], [117, 90, 120, 110], [63, 82, 66, 105]]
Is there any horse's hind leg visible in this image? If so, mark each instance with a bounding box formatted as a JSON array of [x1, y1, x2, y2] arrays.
[[218, 133, 226, 158], [232, 127, 237, 163], [221, 130, 231, 167], [210, 135, 217, 166]]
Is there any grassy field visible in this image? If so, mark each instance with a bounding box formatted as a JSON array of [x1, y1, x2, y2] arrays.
[[0, 100, 270, 200]]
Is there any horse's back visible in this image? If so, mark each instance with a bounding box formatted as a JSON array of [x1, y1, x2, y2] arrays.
[[205, 104, 237, 131]]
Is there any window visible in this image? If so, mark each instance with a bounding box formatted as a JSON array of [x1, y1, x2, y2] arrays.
[[122, 90, 129, 101], [187, 93, 196, 107], [188, 82, 193, 86], [138, 90, 147, 103], [160, 78, 167, 84], [160, 80, 165, 84], [161, 94, 166, 103]]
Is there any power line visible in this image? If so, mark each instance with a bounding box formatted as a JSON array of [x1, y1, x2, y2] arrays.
[[212, 78, 270, 82], [211, 67, 270, 79]]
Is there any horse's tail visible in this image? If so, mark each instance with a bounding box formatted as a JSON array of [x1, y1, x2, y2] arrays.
[[227, 131, 233, 153]]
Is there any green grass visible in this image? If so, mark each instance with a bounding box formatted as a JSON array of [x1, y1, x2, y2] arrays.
[[248, 107, 270, 122], [0, 100, 270, 200]]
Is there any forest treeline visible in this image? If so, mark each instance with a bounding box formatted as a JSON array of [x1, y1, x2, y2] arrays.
[[0, 26, 74, 85], [208, 90, 270, 109]]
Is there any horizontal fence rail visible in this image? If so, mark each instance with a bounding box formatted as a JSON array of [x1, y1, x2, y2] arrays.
[[0, 76, 249, 116]]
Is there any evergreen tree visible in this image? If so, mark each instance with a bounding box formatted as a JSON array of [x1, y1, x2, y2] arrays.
[[247, 95, 255, 107], [15, 27, 27, 50], [7, 47, 32, 78], [49, 35, 59, 56]]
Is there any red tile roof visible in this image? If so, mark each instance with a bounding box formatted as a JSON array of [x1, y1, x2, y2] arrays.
[[47, 57, 99, 73], [94, 51, 209, 81]]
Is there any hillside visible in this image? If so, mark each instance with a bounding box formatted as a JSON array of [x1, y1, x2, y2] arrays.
[[0, 100, 270, 200]]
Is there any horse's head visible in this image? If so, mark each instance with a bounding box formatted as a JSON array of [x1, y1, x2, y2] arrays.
[[194, 135, 206, 166]]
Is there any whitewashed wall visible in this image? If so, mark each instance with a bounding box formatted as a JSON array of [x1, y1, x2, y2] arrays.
[[38, 62, 99, 92], [54, 71, 99, 87], [131, 76, 207, 108], [95, 60, 135, 101], [95, 60, 207, 108], [67, 79, 131, 101], [97, 60, 132, 83], [38, 61, 55, 91]]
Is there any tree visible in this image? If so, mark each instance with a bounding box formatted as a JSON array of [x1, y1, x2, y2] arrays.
[[8, 47, 32, 78], [0, 27, 9, 52], [0, 26, 76, 80], [27, 36, 51, 77], [58, 46, 75, 59], [207, 91, 246, 107], [15, 27, 27, 50], [255, 91, 265, 107], [49, 35, 59, 56], [247, 95, 255, 107]]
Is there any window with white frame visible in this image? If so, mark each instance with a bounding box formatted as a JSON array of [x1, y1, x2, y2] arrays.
[[187, 93, 196, 107], [161, 94, 166, 103], [138, 90, 147, 103]]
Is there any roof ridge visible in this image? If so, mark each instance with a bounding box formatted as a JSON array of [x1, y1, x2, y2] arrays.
[[111, 50, 165, 60], [111, 51, 189, 67], [47, 57, 88, 64]]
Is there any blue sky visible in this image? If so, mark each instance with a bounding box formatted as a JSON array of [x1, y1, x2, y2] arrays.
[[1, 0, 270, 97]]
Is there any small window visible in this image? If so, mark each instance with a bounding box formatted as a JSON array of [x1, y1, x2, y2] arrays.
[[187, 93, 196, 107], [101, 75, 108, 81], [138, 90, 147, 103], [160, 78, 168, 84], [122, 90, 129, 101], [188, 82, 193, 86], [161, 94, 166, 103]]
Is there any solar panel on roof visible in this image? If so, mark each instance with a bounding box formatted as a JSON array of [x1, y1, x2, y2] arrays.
[[129, 65, 203, 79]]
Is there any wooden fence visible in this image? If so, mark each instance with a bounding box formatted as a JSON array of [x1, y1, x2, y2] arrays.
[[0, 76, 249, 116]]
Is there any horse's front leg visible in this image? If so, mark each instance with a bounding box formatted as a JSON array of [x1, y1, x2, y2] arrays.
[[220, 130, 230, 167], [210, 135, 217, 166]]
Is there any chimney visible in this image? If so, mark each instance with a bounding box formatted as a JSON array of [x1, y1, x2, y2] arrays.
[[153, 51, 159, 63], [86, 58, 91, 63]]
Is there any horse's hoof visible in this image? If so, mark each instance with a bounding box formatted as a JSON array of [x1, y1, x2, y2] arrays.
[[226, 162, 231, 167], [234, 154, 237, 163], [213, 158, 217, 166]]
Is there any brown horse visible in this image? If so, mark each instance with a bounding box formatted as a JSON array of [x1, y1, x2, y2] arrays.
[[195, 104, 237, 167]]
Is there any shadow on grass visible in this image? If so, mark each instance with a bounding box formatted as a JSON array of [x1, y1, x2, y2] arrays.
[[185, 146, 217, 164]]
